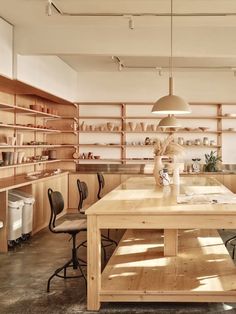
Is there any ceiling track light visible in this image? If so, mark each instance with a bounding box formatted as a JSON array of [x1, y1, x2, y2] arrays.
[[43, 2, 236, 18], [129, 17, 134, 30], [46, 0, 52, 16], [112, 56, 124, 71]]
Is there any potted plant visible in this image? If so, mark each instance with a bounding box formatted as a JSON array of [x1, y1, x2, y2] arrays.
[[204, 151, 222, 172]]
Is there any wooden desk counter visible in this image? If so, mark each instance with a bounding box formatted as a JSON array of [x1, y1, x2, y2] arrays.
[[86, 176, 236, 310]]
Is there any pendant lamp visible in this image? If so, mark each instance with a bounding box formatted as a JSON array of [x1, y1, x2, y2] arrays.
[[152, 0, 191, 116], [158, 114, 181, 128]]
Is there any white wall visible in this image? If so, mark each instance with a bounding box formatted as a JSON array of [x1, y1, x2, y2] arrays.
[[0, 18, 13, 78], [76, 71, 236, 102], [16, 55, 77, 101]]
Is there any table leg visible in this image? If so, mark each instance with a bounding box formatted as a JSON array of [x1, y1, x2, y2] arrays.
[[87, 216, 101, 311], [164, 229, 178, 256]]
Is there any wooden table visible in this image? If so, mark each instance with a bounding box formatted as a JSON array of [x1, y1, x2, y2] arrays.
[[86, 176, 236, 311]]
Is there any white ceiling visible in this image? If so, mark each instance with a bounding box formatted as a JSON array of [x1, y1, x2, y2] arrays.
[[2, 0, 236, 72]]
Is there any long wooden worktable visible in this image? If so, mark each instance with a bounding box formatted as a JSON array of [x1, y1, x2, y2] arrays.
[[86, 176, 236, 310]]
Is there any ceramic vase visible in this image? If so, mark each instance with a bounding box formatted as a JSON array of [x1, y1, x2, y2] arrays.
[[7, 136, 16, 146], [2, 152, 11, 166], [17, 151, 25, 164], [16, 133, 24, 146], [140, 122, 148, 132], [173, 164, 180, 185], [128, 122, 136, 132], [13, 152, 18, 164], [153, 156, 164, 186]]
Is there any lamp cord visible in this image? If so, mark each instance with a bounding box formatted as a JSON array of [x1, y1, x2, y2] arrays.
[[169, 0, 173, 95], [170, 0, 173, 78]]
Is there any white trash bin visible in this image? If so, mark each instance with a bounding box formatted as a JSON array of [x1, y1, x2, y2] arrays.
[[8, 195, 24, 244], [9, 190, 35, 239]]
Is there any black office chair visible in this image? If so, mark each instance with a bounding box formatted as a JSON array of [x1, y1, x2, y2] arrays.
[[77, 180, 88, 214], [225, 235, 236, 259], [97, 172, 105, 200], [47, 188, 87, 292], [77, 179, 117, 258], [96, 173, 117, 247]]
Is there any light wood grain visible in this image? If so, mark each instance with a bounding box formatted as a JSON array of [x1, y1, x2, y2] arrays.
[[87, 216, 101, 311], [164, 229, 178, 256], [101, 229, 236, 302], [86, 175, 236, 310]]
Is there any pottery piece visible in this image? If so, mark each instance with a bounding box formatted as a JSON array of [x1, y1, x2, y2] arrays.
[[140, 122, 148, 132], [203, 137, 209, 146], [107, 122, 114, 131], [8, 152, 14, 165], [2, 151, 11, 166], [48, 150, 57, 160], [13, 152, 18, 164], [16, 133, 24, 146], [7, 136, 16, 146], [128, 122, 137, 132], [17, 151, 25, 164], [150, 124, 155, 132]]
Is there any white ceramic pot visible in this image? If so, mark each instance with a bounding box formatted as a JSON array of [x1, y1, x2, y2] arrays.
[[16, 133, 24, 146], [17, 151, 25, 164]]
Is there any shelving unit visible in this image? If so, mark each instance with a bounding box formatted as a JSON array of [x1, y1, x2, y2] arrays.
[[0, 88, 77, 175], [76, 102, 236, 165]]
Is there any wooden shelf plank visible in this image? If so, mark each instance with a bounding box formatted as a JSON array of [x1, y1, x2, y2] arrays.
[[79, 144, 123, 148], [0, 145, 75, 149], [0, 123, 61, 133], [0, 159, 61, 170], [126, 116, 223, 120], [101, 229, 236, 302], [125, 145, 221, 148], [79, 116, 122, 120], [0, 102, 61, 118]]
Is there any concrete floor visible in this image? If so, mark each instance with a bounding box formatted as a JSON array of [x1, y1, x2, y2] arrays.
[[1, 221, 236, 314]]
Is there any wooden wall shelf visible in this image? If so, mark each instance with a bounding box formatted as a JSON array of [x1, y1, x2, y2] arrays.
[[0, 123, 61, 133], [75, 102, 236, 165], [0, 102, 61, 119], [0, 159, 60, 170]]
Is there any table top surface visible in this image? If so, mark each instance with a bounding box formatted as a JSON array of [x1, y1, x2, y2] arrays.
[[86, 176, 236, 216]]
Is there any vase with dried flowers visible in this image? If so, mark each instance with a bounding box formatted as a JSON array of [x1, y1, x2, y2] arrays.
[[153, 134, 184, 185]]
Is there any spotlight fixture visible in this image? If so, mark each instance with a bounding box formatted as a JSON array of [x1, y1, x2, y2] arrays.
[[129, 17, 134, 30], [46, 0, 52, 16]]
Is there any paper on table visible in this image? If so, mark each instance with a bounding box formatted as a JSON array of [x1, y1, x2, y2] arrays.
[[183, 186, 227, 196], [177, 193, 236, 204]]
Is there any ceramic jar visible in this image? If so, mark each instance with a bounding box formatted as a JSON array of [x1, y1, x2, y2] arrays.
[[203, 137, 209, 146]]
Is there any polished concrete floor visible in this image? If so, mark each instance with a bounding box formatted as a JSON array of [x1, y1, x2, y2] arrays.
[[1, 221, 236, 314]]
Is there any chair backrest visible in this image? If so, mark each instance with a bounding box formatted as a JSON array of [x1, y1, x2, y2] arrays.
[[48, 188, 64, 233], [97, 172, 105, 200], [77, 179, 88, 212]]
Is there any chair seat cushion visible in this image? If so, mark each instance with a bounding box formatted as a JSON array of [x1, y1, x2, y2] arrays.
[[54, 219, 87, 232]]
